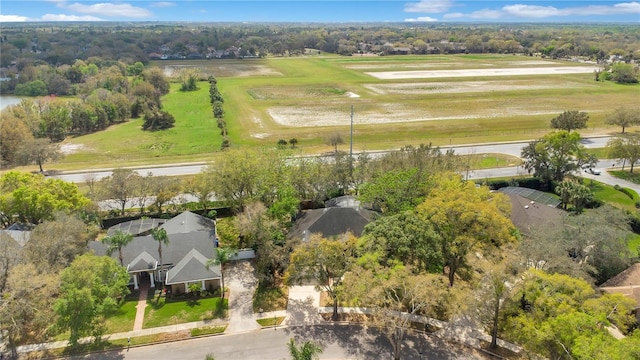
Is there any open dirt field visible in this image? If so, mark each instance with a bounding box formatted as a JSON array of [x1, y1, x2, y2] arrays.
[[363, 80, 595, 95], [60, 55, 636, 167], [365, 66, 600, 80], [267, 104, 562, 127], [159, 61, 282, 78], [345, 59, 563, 70]]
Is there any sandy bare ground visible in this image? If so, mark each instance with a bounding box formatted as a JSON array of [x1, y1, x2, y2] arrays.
[[163, 64, 281, 78], [363, 80, 592, 95], [346, 60, 562, 70], [60, 143, 88, 154], [365, 66, 600, 80], [268, 105, 563, 127]]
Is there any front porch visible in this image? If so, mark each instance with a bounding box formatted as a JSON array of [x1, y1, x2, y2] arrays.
[[168, 278, 221, 295]]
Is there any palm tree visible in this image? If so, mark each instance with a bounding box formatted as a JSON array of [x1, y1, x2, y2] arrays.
[[206, 247, 236, 299], [150, 227, 169, 281], [287, 338, 323, 360], [103, 230, 134, 266]]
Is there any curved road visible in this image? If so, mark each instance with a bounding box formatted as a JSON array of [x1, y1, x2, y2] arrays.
[[56, 135, 639, 211], [53, 136, 612, 183]]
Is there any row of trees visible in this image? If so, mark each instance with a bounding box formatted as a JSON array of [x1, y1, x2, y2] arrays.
[[2, 23, 639, 68], [209, 75, 230, 149]]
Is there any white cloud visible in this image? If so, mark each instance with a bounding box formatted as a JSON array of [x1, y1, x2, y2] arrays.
[[405, 16, 439, 22], [46, 0, 68, 6], [404, 0, 453, 13], [41, 13, 103, 21], [503, 4, 559, 18], [558, 2, 640, 16], [469, 9, 503, 19], [65, 2, 152, 18], [0, 14, 29, 22], [443, 12, 464, 19], [439, 1, 640, 21], [150, 2, 175, 8]]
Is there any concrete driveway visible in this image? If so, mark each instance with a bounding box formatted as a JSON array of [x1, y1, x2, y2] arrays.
[[225, 260, 260, 333], [286, 285, 322, 326]]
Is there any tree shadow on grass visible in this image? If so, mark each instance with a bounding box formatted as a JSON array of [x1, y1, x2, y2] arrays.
[[186, 299, 201, 307], [58, 340, 127, 359]]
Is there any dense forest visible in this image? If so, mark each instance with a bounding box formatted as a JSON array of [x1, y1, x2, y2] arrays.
[[1, 22, 639, 68]]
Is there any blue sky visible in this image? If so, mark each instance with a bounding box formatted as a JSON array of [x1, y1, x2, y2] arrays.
[[1, 1, 639, 23]]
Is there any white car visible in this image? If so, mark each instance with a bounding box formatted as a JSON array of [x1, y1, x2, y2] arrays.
[[584, 168, 601, 175]]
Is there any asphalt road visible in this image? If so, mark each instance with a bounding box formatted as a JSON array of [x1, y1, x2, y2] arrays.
[[64, 325, 489, 360], [52, 136, 613, 184]]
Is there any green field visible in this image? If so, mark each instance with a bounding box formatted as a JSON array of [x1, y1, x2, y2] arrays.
[[55, 54, 639, 169]]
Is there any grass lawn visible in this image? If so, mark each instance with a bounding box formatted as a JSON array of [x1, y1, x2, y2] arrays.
[[463, 153, 521, 169], [582, 178, 638, 211], [42, 54, 639, 171], [143, 296, 228, 329], [104, 299, 138, 334], [585, 147, 611, 159], [49, 332, 192, 358], [256, 316, 285, 327], [190, 325, 227, 336], [610, 170, 640, 185], [253, 285, 289, 312]]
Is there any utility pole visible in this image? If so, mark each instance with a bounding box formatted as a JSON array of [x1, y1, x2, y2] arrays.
[[350, 105, 354, 176]]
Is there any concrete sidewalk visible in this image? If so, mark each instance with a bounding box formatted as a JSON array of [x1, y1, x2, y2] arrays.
[[16, 261, 520, 357], [16, 261, 283, 354]]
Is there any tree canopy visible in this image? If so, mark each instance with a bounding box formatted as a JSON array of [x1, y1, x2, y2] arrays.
[[416, 174, 516, 286], [285, 235, 356, 320], [54, 253, 130, 347], [607, 134, 640, 173], [606, 107, 640, 133], [521, 131, 596, 184], [504, 270, 638, 359], [344, 265, 453, 360], [0, 171, 90, 226], [550, 110, 589, 132], [360, 210, 442, 273]]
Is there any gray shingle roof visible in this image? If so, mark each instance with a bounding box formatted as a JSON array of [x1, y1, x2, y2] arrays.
[[0, 229, 31, 247], [502, 192, 565, 235], [89, 211, 218, 284], [160, 211, 215, 234], [165, 249, 221, 284], [288, 207, 376, 241], [89, 230, 216, 269], [127, 251, 158, 272]]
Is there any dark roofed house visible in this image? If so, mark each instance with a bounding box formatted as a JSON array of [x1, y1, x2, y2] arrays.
[[498, 187, 565, 236], [91, 211, 220, 294], [288, 196, 377, 242]]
